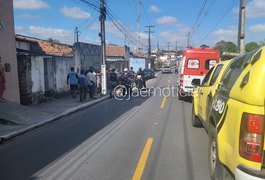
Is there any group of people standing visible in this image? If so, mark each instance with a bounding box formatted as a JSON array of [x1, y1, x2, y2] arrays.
[[67, 67, 98, 102], [67, 66, 146, 101]]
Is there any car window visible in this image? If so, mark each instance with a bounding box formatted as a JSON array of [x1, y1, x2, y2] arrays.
[[209, 64, 223, 86], [201, 67, 214, 86], [205, 59, 217, 70], [219, 49, 258, 94], [187, 59, 199, 69]]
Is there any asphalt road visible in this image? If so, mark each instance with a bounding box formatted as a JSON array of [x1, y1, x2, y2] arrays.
[[0, 72, 210, 180]]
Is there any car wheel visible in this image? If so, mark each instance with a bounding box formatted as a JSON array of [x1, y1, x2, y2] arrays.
[[208, 125, 234, 180], [178, 88, 185, 100], [191, 104, 202, 127], [178, 89, 182, 100]]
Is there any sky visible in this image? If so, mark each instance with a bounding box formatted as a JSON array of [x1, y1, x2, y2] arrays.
[[13, 0, 265, 52]]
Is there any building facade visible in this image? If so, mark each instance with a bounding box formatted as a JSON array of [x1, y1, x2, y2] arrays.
[[16, 35, 74, 104], [106, 45, 130, 72]]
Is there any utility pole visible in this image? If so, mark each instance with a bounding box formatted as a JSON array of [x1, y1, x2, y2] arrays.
[[238, 0, 246, 54], [74, 27, 80, 43], [137, 0, 142, 53], [145, 25, 154, 68], [100, 0, 107, 95], [166, 42, 171, 63], [187, 32, 191, 48], [156, 40, 160, 62], [175, 40, 178, 56]]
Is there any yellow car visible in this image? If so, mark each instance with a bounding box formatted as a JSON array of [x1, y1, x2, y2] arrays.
[[192, 60, 231, 127], [201, 47, 265, 180]]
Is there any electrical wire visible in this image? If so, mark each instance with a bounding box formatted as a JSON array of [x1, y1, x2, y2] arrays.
[[199, 0, 239, 42], [75, 0, 148, 49]]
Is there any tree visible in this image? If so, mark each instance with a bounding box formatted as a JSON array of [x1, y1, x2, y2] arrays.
[[215, 40, 238, 55], [259, 39, 265, 46], [47, 38, 60, 44], [245, 42, 260, 52]]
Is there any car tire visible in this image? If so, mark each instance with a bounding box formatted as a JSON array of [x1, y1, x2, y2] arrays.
[[178, 88, 185, 100], [191, 104, 202, 127], [208, 124, 234, 180], [178, 89, 182, 100]]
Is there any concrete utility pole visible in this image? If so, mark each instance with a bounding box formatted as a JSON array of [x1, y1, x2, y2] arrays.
[[187, 32, 191, 48], [100, 0, 107, 95], [74, 27, 80, 43], [166, 42, 171, 61], [175, 40, 178, 55], [145, 25, 154, 68], [238, 0, 246, 54], [137, 0, 142, 52]]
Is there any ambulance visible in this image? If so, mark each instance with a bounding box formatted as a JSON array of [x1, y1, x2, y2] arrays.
[[177, 47, 220, 99]]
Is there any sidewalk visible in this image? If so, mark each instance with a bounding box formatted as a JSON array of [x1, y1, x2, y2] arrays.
[[0, 95, 109, 142]]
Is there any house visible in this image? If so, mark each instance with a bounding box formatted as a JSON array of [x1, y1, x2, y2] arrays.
[[106, 45, 130, 72], [0, 1, 20, 103], [158, 50, 177, 62], [16, 35, 74, 104]]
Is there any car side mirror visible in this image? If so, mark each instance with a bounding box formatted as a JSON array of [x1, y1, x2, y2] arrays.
[[191, 79, 201, 86]]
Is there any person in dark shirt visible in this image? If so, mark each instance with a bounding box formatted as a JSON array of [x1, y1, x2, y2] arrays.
[[78, 69, 88, 102], [109, 68, 118, 98], [136, 67, 146, 88], [67, 67, 79, 98]]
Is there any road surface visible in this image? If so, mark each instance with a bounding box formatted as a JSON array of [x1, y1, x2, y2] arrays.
[[0, 72, 210, 180]]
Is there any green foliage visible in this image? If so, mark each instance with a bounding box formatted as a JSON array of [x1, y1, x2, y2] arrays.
[[259, 39, 265, 46], [47, 38, 60, 44], [215, 41, 238, 55], [155, 61, 163, 69], [245, 42, 260, 52]]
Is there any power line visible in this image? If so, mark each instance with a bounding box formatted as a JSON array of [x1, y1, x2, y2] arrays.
[[199, 0, 239, 43], [75, 0, 148, 50], [191, 0, 208, 36]]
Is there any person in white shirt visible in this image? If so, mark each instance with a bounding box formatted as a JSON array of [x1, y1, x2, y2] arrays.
[[87, 69, 96, 98]]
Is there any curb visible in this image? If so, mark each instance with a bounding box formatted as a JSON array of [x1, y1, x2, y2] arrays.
[[0, 96, 109, 143]]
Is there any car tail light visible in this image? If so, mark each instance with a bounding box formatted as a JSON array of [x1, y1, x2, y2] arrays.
[[239, 113, 264, 162], [180, 74, 184, 87]]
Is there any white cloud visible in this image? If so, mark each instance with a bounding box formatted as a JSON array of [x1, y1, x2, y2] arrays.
[[18, 13, 40, 20], [14, 0, 49, 10], [247, 0, 265, 18], [15, 25, 24, 31], [156, 16, 177, 26], [60, 6, 91, 19], [211, 27, 237, 42], [28, 26, 73, 43], [160, 31, 188, 41], [149, 5, 161, 13], [249, 24, 265, 33], [90, 21, 130, 39]]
